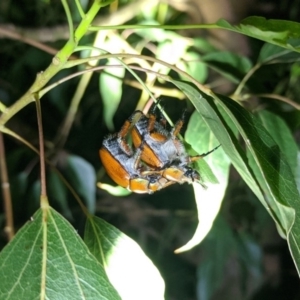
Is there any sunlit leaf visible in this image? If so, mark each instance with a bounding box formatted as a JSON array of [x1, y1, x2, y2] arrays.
[[157, 39, 188, 75], [85, 216, 165, 300], [170, 80, 300, 274], [100, 58, 125, 131], [0, 207, 120, 299], [175, 111, 231, 252], [171, 80, 265, 205], [97, 182, 132, 196], [181, 52, 207, 83]]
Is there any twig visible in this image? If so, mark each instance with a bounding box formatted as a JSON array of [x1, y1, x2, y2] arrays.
[[35, 95, 47, 198], [0, 131, 14, 240], [246, 93, 300, 110], [0, 0, 160, 42]]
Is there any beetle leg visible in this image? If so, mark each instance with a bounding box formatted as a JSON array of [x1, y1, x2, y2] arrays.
[[117, 138, 132, 156], [158, 114, 167, 128], [119, 110, 143, 140], [128, 110, 143, 124], [132, 141, 146, 170], [117, 111, 144, 156], [147, 113, 157, 132], [152, 100, 168, 128], [171, 109, 187, 137], [140, 169, 162, 176]]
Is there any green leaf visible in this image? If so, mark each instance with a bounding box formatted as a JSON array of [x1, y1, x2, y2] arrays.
[[175, 111, 231, 252], [197, 215, 237, 300], [0, 207, 120, 300], [202, 51, 252, 83], [171, 80, 265, 205], [257, 43, 300, 64], [67, 155, 96, 214], [197, 216, 262, 300], [169, 80, 300, 274], [192, 37, 217, 53], [156, 39, 188, 75], [217, 17, 300, 52], [100, 58, 125, 131], [256, 110, 298, 177], [181, 52, 207, 83], [216, 95, 298, 232], [84, 216, 165, 300], [48, 170, 73, 220]]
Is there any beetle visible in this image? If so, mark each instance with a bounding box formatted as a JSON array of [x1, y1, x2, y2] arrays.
[[129, 109, 220, 184], [130, 110, 187, 167], [99, 117, 175, 194]]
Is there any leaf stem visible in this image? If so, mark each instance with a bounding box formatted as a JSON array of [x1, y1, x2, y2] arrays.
[[233, 63, 261, 96], [61, 0, 74, 41], [0, 126, 89, 216], [250, 93, 300, 110], [35, 94, 47, 198], [89, 23, 220, 31], [0, 131, 14, 240], [75, 0, 86, 18]]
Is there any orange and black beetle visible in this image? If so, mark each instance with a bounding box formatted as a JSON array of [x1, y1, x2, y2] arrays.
[[99, 117, 175, 193], [130, 110, 187, 168], [130, 109, 219, 184]]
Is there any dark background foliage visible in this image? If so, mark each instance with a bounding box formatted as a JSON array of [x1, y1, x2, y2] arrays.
[[0, 0, 300, 299]]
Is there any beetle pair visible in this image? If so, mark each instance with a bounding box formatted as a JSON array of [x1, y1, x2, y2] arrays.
[[99, 107, 219, 194]]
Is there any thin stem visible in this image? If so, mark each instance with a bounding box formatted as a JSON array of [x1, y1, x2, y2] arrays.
[[75, 0, 86, 18], [0, 131, 14, 240], [0, 26, 60, 56], [249, 93, 300, 110], [0, 126, 89, 216], [233, 63, 261, 97], [0, 102, 7, 113], [61, 0, 74, 41], [35, 94, 47, 198], [89, 23, 220, 31], [53, 44, 161, 148], [0, 0, 104, 126]]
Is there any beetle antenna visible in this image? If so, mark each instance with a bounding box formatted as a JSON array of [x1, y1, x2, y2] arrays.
[[152, 98, 163, 114], [189, 144, 221, 162]]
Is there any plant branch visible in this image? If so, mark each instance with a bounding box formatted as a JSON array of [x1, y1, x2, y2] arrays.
[[0, 0, 106, 127], [75, 0, 86, 19], [250, 93, 300, 110], [89, 23, 219, 31], [0, 131, 14, 241], [0, 0, 160, 42], [0, 126, 89, 216], [61, 0, 74, 41], [233, 63, 261, 97], [35, 94, 47, 198]]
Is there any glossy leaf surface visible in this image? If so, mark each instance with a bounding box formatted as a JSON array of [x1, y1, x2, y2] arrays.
[[0, 207, 120, 300], [175, 111, 231, 252], [84, 216, 165, 300], [171, 80, 300, 274]]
